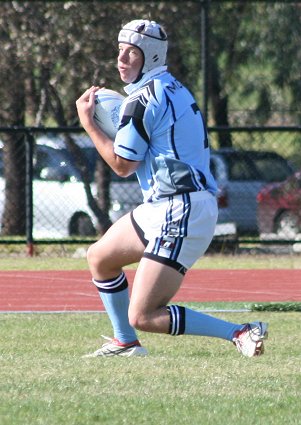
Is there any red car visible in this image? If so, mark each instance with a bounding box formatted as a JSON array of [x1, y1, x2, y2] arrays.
[[257, 170, 301, 237]]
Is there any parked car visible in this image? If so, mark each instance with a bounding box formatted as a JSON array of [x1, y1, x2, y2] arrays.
[[0, 134, 141, 238], [100, 148, 293, 237], [34, 134, 142, 226], [0, 140, 98, 238], [31, 139, 237, 237], [257, 170, 301, 238], [101, 147, 294, 236], [1, 135, 294, 239], [210, 148, 295, 234]]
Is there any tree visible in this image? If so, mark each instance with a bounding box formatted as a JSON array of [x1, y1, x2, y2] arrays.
[[0, 1, 300, 237], [0, 1, 123, 235], [0, 3, 27, 235], [0, 1, 204, 236], [208, 1, 301, 128]]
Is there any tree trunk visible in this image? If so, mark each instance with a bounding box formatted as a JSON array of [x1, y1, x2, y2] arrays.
[[208, 58, 232, 148], [48, 84, 112, 235], [1, 53, 26, 236]]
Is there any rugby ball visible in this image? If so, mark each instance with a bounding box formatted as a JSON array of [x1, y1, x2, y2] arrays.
[[93, 88, 125, 139]]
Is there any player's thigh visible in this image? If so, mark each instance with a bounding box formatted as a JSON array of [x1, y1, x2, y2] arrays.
[[129, 257, 184, 315], [87, 212, 145, 277]]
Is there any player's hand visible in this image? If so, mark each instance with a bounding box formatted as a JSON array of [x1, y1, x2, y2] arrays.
[[76, 86, 100, 129]]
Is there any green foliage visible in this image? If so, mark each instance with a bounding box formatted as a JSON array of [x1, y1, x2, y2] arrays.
[[251, 302, 301, 312], [0, 1, 300, 127], [208, 2, 301, 126]]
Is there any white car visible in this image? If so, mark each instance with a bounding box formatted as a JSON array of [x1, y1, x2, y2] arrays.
[[0, 134, 141, 239], [31, 179, 99, 238], [34, 136, 142, 237], [0, 155, 99, 239], [9, 136, 285, 240]]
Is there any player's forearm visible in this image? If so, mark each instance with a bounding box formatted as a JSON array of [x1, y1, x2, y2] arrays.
[[85, 122, 138, 177], [76, 86, 138, 177], [83, 122, 118, 171]]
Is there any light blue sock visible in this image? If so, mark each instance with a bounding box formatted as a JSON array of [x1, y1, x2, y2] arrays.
[[168, 305, 242, 341], [185, 308, 242, 341], [93, 272, 138, 344]]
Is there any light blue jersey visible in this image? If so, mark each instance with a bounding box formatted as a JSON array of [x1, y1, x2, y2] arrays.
[[114, 68, 217, 202]]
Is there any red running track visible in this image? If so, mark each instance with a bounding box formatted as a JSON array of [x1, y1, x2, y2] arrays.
[[0, 269, 300, 312]]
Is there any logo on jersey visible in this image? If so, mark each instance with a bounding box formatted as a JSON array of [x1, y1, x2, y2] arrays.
[[159, 235, 176, 253]]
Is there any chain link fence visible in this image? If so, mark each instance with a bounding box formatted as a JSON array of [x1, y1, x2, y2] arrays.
[[0, 0, 300, 256], [1, 127, 300, 256]]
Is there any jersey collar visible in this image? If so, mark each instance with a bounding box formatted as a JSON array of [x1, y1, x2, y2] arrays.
[[123, 66, 168, 95]]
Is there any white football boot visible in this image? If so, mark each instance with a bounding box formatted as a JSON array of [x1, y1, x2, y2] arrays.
[[82, 335, 148, 358], [233, 322, 269, 357]]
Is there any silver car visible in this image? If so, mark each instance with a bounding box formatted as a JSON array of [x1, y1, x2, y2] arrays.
[[210, 148, 294, 234]]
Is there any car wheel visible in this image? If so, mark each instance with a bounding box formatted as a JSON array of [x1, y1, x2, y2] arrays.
[[275, 211, 299, 238], [69, 213, 96, 236]]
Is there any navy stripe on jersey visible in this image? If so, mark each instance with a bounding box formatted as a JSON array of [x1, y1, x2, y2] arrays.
[[114, 71, 218, 200], [200, 112, 209, 149], [119, 115, 149, 144], [190, 166, 201, 190], [191, 101, 209, 149], [119, 86, 154, 143], [197, 169, 207, 188], [147, 80, 157, 100], [117, 144, 138, 155], [164, 93, 179, 159], [123, 90, 147, 119]]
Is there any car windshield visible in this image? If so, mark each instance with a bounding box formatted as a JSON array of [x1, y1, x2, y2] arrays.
[[0, 142, 138, 184], [34, 145, 97, 182], [252, 156, 293, 183], [227, 156, 258, 181], [223, 152, 293, 183]]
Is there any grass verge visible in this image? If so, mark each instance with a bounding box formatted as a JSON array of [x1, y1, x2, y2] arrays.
[[0, 253, 301, 270], [1, 312, 300, 425]]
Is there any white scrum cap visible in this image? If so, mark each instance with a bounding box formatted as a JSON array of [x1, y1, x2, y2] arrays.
[[118, 19, 168, 74]]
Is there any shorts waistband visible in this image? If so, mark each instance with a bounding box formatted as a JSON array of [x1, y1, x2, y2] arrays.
[[148, 190, 216, 205], [188, 190, 215, 201]]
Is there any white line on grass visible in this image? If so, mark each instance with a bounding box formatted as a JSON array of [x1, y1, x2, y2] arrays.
[[0, 308, 251, 314]]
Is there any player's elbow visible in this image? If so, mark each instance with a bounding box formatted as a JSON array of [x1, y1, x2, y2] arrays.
[[114, 168, 132, 178], [114, 157, 139, 178]]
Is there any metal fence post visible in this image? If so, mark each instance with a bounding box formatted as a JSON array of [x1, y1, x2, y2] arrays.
[[25, 132, 34, 256], [201, 0, 209, 124]]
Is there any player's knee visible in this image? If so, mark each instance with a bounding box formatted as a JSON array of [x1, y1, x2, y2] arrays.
[[128, 310, 149, 332], [87, 243, 105, 273], [86, 243, 97, 267]]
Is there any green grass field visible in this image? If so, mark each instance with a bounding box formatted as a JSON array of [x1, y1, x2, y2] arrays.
[[1, 253, 300, 424], [1, 312, 300, 425]]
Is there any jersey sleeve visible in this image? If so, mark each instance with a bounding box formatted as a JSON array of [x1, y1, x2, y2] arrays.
[[114, 84, 159, 161]]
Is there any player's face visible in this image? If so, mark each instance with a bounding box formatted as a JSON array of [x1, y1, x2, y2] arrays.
[[118, 43, 144, 83]]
